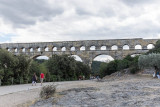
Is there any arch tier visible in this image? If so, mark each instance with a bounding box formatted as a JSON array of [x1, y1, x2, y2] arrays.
[[1, 38, 158, 65]]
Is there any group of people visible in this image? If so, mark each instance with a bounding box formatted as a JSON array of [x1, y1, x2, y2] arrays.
[[32, 72, 44, 86], [90, 75, 100, 80]]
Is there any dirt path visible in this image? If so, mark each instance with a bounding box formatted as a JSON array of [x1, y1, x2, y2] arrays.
[[0, 81, 97, 107], [0, 88, 40, 107]]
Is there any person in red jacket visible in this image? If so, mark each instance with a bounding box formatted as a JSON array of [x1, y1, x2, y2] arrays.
[[40, 73, 45, 86]]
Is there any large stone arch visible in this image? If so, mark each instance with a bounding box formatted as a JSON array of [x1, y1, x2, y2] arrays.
[[93, 54, 114, 62], [70, 54, 83, 62], [31, 53, 52, 59], [92, 53, 115, 61], [88, 53, 115, 67]]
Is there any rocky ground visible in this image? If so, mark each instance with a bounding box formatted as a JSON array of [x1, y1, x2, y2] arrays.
[[30, 73, 160, 107]]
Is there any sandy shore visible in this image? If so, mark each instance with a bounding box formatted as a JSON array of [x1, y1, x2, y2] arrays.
[[1, 74, 160, 107]]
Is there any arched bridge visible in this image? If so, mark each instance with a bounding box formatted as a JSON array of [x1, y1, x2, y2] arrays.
[[0, 38, 158, 66]]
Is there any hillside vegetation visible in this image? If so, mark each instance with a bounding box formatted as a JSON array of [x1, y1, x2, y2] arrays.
[[92, 40, 160, 78]]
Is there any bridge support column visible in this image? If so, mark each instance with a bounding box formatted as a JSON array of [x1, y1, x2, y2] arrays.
[[19, 48, 23, 53], [112, 51, 123, 60], [130, 45, 135, 50], [142, 46, 147, 50], [48, 45, 53, 52], [26, 48, 30, 53], [10, 48, 15, 53]]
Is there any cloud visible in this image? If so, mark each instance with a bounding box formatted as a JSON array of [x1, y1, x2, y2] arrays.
[[0, 0, 64, 27], [0, 0, 160, 43], [120, 0, 158, 6]]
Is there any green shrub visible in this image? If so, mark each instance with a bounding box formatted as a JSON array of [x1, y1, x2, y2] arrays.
[[130, 67, 139, 74], [40, 84, 56, 99], [117, 59, 129, 71]]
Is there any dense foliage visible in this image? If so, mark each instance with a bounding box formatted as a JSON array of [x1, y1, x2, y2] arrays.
[[0, 49, 32, 85], [98, 55, 139, 78], [47, 54, 91, 81], [0, 49, 91, 85], [91, 61, 102, 76]]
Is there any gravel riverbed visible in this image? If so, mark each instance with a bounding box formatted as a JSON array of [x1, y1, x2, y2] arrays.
[[30, 74, 160, 107]]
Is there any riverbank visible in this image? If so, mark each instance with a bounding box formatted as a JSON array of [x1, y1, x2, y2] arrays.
[[30, 74, 160, 107]]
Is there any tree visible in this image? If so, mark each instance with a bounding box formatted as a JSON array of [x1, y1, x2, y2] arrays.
[[138, 53, 160, 69], [15, 55, 32, 84], [75, 61, 91, 79], [47, 54, 77, 81], [0, 49, 16, 85], [117, 59, 129, 71], [47, 54, 91, 81], [99, 62, 108, 78], [91, 61, 102, 76], [99, 60, 118, 78]]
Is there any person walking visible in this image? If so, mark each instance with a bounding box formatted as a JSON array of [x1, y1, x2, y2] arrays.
[[32, 73, 37, 86], [40, 72, 45, 86], [154, 66, 158, 78]]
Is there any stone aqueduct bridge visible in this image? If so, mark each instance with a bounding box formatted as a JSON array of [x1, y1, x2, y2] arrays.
[[0, 38, 158, 66]]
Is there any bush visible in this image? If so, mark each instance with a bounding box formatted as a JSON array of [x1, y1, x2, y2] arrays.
[[130, 67, 139, 74], [117, 59, 129, 71], [40, 84, 56, 99]]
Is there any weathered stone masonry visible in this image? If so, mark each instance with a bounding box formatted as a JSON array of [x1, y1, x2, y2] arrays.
[[0, 38, 158, 66]]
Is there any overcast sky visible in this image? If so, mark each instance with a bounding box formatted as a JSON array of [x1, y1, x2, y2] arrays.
[[0, 0, 160, 43]]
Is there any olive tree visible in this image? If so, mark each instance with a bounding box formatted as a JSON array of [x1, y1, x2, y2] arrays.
[[138, 53, 160, 69]]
